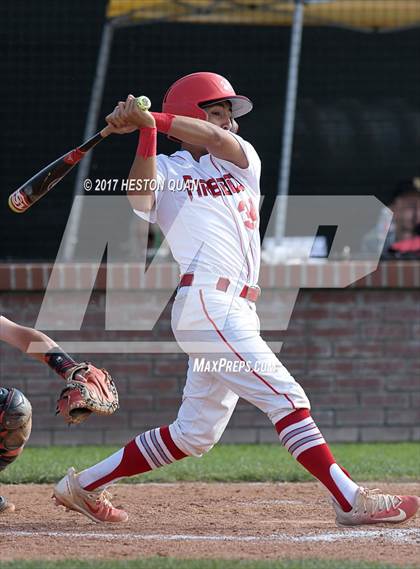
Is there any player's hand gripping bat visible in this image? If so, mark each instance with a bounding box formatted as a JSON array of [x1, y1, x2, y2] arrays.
[[8, 96, 151, 213]]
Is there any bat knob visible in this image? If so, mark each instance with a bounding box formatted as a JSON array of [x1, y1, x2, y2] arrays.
[[8, 190, 31, 213], [136, 96, 152, 111]]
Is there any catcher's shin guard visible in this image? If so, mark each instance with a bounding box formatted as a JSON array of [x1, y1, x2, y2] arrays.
[[0, 387, 32, 471]]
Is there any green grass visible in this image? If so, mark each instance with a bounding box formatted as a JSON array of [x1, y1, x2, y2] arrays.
[[1, 443, 419, 484], [0, 560, 415, 569]]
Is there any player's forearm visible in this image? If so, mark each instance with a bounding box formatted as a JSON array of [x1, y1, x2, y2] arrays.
[[127, 154, 157, 212], [166, 116, 247, 167], [0, 316, 57, 361], [168, 116, 226, 149], [0, 317, 79, 378]]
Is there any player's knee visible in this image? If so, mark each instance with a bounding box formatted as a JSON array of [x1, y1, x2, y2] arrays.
[[183, 439, 215, 457], [0, 387, 32, 471], [169, 420, 217, 457], [174, 433, 216, 457], [268, 387, 311, 426]]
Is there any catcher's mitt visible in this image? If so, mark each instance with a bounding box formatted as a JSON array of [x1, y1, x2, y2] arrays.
[[56, 363, 119, 425]]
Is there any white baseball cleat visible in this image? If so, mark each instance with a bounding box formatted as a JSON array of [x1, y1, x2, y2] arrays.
[[53, 467, 128, 523], [333, 487, 419, 526]]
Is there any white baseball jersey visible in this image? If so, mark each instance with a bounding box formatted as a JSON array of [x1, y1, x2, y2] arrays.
[[134, 133, 261, 286]]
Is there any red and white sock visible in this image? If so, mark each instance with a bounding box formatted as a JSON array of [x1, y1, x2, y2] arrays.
[[275, 409, 359, 512], [78, 426, 187, 491]]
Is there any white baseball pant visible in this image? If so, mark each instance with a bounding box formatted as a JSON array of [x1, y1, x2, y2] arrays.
[[169, 283, 310, 457]]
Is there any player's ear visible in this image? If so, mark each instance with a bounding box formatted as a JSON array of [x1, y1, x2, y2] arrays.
[[231, 119, 239, 134]]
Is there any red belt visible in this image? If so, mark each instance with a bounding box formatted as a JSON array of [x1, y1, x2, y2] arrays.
[[179, 273, 261, 303]]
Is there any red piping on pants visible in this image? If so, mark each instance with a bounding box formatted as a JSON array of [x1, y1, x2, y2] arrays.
[[199, 289, 295, 408]]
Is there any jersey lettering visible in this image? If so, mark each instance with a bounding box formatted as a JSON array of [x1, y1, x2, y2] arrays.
[[183, 173, 245, 201]]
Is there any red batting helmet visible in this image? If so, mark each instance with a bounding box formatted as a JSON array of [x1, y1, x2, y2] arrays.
[[162, 72, 253, 120]]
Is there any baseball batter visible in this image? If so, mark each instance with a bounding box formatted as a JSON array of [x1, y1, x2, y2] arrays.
[[53, 73, 419, 525]]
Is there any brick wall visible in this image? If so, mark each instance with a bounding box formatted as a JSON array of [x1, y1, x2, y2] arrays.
[[0, 262, 419, 445]]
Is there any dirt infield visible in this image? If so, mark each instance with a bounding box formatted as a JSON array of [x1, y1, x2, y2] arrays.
[[1, 482, 419, 565]]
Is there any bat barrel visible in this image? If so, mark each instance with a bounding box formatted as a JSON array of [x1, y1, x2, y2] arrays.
[[7, 133, 105, 213], [7, 156, 76, 213], [8, 128, 109, 213]]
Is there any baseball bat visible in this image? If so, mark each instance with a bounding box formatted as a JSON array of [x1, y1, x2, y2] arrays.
[[8, 96, 151, 213]]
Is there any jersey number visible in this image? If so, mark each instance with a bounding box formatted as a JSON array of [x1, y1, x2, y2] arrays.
[[238, 198, 257, 230]]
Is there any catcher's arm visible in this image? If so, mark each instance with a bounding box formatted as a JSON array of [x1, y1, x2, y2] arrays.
[[0, 316, 80, 379], [0, 316, 57, 362], [0, 316, 119, 424]]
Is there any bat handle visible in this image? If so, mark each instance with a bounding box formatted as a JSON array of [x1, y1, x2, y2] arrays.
[[100, 124, 114, 138]]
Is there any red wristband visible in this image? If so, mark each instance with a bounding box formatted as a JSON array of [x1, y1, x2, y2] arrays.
[[136, 127, 157, 158], [151, 112, 175, 134]]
